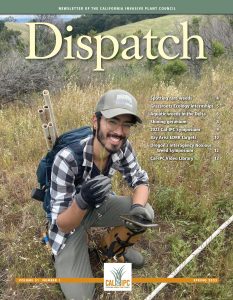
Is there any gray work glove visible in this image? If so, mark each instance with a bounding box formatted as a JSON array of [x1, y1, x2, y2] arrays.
[[129, 203, 155, 222], [75, 175, 111, 210]]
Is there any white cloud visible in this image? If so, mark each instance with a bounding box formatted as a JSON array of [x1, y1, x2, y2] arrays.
[[0, 15, 79, 21]]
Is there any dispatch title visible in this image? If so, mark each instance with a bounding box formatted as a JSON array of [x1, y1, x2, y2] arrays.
[[26, 21, 207, 71]]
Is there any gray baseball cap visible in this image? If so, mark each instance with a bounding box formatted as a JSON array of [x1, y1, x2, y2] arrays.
[[95, 89, 142, 123]]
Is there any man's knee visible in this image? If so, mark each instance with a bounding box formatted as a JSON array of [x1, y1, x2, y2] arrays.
[[144, 202, 154, 216]]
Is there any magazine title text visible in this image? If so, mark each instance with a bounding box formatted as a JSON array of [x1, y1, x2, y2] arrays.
[[26, 21, 207, 71]]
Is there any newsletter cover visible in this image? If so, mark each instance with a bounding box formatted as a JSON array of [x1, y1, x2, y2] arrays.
[[0, 1, 232, 300]]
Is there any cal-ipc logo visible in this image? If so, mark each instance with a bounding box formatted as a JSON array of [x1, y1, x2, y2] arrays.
[[104, 263, 132, 291]]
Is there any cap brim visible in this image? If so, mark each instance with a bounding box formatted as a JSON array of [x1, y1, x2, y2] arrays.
[[101, 108, 142, 123]]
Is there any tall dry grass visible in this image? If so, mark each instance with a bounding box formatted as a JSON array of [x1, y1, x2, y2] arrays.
[[0, 58, 233, 300]]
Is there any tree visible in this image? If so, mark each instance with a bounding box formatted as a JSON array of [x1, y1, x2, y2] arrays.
[[4, 16, 16, 22], [0, 20, 5, 32]]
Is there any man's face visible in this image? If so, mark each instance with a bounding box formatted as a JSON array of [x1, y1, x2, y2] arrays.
[[94, 114, 135, 153]]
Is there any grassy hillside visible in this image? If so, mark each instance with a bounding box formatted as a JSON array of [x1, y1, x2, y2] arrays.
[[5, 15, 199, 43], [0, 55, 233, 299], [6, 22, 29, 44], [5, 14, 227, 48], [102, 15, 191, 36], [102, 15, 228, 38]]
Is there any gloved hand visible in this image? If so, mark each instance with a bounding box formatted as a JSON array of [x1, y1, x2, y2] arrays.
[[75, 175, 111, 210], [129, 203, 154, 222]]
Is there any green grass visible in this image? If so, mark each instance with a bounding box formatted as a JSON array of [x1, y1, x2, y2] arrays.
[[102, 15, 192, 37]]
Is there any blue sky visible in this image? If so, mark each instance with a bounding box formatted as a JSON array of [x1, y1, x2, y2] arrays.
[[0, 15, 77, 21]]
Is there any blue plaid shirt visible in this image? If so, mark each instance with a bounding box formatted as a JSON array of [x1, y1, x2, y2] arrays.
[[49, 135, 149, 255]]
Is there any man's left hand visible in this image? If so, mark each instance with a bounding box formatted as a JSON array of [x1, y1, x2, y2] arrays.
[[129, 203, 154, 222]]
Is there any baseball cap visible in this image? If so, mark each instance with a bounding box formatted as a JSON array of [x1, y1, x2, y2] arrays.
[[95, 89, 142, 123]]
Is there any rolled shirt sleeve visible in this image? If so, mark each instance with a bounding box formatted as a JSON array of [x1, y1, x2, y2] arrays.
[[50, 147, 78, 223]]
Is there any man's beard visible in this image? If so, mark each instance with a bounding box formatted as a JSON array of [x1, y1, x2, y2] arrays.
[[97, 128, 127, 154]]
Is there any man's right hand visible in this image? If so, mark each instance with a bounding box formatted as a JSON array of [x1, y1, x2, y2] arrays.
[[75, 175, 112, 210]]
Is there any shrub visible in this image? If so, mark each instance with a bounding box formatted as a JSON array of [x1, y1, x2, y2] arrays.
[[153, 59, 187, 83], [0, 51, 65, 104], [164, 59, 188, 77], [212, 40, 225, 57], [0, 22, 24, 56], [153, 64, 166, 82]]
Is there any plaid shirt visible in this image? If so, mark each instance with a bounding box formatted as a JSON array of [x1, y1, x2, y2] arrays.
[[48, 135, 149, 255]]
